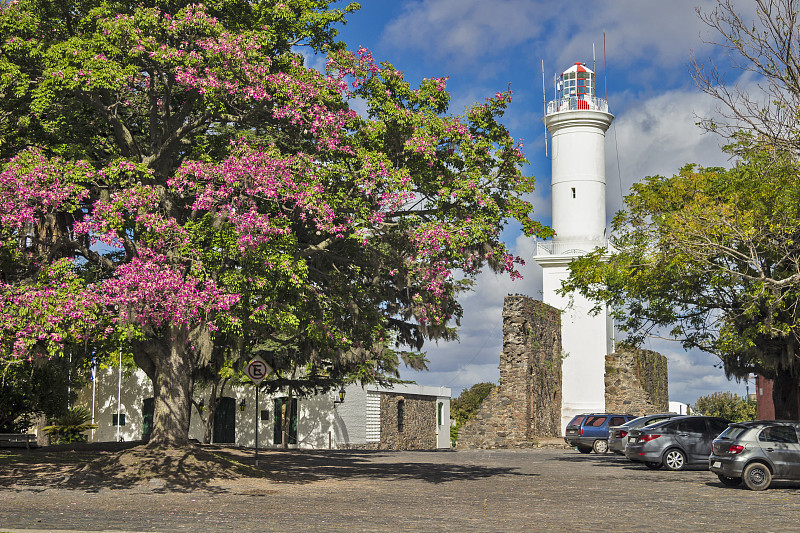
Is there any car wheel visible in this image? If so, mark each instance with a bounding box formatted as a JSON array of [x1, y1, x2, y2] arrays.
[[717, 474, 742, 487], [663, 448, 687, 471], [743, 463, 772, 491], [577, 446, 592, 454], [592, 439, 609, 454], [645, 461, 662, 470]]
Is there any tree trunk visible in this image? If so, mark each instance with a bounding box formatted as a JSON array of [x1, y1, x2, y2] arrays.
[[771, 370, 800, 420], [202, 388, 215, 445], [133, 325, 195, 447]]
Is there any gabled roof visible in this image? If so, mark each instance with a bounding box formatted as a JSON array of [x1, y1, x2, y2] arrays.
[[562, 62, 593, 75]]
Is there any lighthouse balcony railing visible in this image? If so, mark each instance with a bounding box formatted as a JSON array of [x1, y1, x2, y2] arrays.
[[547, 96, 608, 114], [536, 239, 608, 257]]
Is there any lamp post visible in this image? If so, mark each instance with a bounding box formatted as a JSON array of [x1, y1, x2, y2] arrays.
[[333, 387, 346, 406]]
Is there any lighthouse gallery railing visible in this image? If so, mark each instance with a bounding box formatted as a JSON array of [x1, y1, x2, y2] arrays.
[[547, 96, 608, 114]]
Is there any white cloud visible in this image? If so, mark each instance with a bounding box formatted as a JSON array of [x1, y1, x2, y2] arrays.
[[293, 46, 328, 73], [381, 0, 740, 77], [401, 234, 542, 396], [408, 229, 750, 404], [646, 340, 749, 405], [382, 0, 547, 68], [604, 88, 732, 218]]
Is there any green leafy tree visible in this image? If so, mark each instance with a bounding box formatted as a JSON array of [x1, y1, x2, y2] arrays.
[[0, 1, 549, 447], [450, 381, 495, 444], [562, 147, 800, 420], [0, 352, 84, 432], [692, 392, 756, 422]]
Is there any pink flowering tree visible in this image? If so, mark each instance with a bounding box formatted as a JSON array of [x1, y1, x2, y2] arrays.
[[0, 1, 551, 447]]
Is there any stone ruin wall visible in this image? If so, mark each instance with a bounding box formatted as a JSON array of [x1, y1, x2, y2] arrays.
[[457, 295, 670, 449], [458, 295, 563, 448], [605, 346, 669, 415]]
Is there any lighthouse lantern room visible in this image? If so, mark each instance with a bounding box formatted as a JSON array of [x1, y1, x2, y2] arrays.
[[535, 61, 615, 434]]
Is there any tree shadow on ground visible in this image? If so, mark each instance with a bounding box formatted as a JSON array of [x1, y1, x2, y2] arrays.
[[0, 442, 265, 494], [0, 443, 533, 493], [229, 448, 536, 485]]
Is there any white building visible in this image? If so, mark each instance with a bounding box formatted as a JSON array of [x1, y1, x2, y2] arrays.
[[534, 62, 615, 434], [78, 368, 451, 450], [669, 401, 690, 415]]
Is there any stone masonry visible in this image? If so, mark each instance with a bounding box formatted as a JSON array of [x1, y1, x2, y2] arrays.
[[458, 295, 563, 448], [379, 392, 437, 450], [605, 345, 669, 415]]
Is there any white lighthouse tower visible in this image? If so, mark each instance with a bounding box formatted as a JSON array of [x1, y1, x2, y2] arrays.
[[534, 62, 615, 433]]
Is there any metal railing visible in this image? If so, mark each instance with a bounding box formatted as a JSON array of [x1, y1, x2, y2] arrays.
[[547, 96, 608, 114], [536, 239, 607, 257]]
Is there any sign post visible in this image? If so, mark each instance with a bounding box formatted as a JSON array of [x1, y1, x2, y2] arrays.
[[245, 356, 272, 466]]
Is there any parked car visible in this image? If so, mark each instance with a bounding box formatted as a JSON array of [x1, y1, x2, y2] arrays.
[[608, 413, 683, 455], [709, 420, 800, 490], [625, 415, 730, 470], [564, 413, 636, 454]]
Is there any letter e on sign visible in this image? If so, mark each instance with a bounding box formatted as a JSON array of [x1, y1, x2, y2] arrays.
[[245, 356, 272, 385]]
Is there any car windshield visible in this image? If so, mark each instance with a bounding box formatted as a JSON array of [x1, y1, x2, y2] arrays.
[[620, 416, 651, 428], [567, 415, 585, 427], [716, 426, 747, 440], [623, 415, 673, 429], [641, 417, 673, 427], [641, 418, 680, 430], [583, 415, 608, 427]]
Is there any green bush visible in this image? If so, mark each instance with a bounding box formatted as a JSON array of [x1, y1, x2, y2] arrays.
[[450, 382, 496, 446], [691, 392, 756, 422], [43, 407, 98, 444]]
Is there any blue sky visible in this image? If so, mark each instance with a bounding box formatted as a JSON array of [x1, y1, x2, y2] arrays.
[[322, 0, 755, 404]]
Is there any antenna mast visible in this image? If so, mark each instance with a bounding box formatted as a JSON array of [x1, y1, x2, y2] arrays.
[[541, 59, 548, 157], [603, 31, 608, 102]]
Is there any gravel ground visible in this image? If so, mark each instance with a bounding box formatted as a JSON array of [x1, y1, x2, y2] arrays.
[[2, 444, 800, 532]]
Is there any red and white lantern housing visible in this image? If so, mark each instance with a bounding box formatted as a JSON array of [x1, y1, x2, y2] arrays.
[[550, 62, 606, 112]]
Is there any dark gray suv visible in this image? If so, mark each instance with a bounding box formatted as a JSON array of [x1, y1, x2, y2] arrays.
[[625, 416, 731, 470], [709, 420, 800, 490]]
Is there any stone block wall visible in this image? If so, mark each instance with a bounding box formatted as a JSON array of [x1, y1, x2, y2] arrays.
[[379, 392, 437, 450], [605, 345, 669, 415], [458, 295, 562, 448]]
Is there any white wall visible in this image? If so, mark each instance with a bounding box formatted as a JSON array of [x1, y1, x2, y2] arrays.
[[540, 262, 609, 435], [669, 401, 689, 415], [78, 373, 451, 449], [436, 395, 451, 448], [546, 110, 613, 243], [332, 385, 369, 446], [77, 367, 152, 443]]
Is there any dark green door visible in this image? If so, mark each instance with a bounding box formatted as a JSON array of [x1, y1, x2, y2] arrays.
[[142, 398, 154, 441], [213, 397, 236, 444], [273, 397, 298, 445]]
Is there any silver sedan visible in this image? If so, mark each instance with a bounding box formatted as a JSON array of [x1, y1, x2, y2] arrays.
[[608, 413, 682, 455]]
